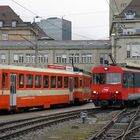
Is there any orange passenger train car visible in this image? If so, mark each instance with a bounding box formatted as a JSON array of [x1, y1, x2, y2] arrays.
[[0, 64, 91, 112]]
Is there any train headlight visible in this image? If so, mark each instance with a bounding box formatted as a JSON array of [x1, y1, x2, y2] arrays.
[[115, 91, 120, 94], [93, 91, 97, 94], [104, 67, 109, 71]]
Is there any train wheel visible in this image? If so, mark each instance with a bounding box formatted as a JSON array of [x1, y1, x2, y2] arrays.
[[131, 100, 138, 107], [119, 101, 125, 108], [101, 105, 108, 109], [101, 100, 109, 108], [74, 99, 81, 106]]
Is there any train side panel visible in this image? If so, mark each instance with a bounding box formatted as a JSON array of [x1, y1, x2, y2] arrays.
[[17, 90, 70, 109], [73, 73, 91, 103], [0, 65, 91, 111]]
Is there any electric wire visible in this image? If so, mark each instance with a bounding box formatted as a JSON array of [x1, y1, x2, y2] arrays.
[[11, 0, 108, 40]]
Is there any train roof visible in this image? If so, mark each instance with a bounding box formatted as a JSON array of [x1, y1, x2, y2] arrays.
[[92, 63, 140, 73], [0, 64, 91, 76], [0, 64, 75, 75]]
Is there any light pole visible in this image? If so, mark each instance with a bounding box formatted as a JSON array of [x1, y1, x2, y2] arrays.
[[33, 16, 42, 67]]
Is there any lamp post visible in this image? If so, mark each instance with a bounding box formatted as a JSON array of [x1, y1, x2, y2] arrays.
[[33, 16, 41, 67], [34, 41, 38, 67]]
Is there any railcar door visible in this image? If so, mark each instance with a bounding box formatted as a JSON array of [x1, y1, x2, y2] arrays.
[[10, 74, 17, 111], [69, 77, 74, 103]]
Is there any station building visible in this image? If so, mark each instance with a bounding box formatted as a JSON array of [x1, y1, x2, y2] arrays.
[[0, 40, 111, 71], [0, 5, 111, 72]]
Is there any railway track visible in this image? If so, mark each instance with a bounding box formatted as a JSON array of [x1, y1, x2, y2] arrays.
[[90, 106, 140, 140], [0, 108, 101, 140]]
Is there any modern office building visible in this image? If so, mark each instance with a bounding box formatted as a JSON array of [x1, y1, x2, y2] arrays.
[[37, 17, 72, 40]]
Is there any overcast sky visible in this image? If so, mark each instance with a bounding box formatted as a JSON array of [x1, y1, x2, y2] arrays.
[[1, 0, 109, 40]]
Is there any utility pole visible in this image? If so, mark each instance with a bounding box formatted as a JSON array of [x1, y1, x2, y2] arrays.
[[33, 16, 41, 67], [34, 38, 38, 67], [111, 24, 117, 62], [8, 49, 10, 65]]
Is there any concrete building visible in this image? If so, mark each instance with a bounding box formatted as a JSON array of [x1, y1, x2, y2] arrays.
[[0, 6, 37, 41], [37, 17, 72, 40], [109, 0, 132, 30], [0, 6, 51, 41], [110, 0, 140, 64], [0, 40, 111, 71]]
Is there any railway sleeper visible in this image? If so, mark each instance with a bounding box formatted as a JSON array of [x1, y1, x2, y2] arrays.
[[113, 123, 129, 129], [106, 133, 122, 137], [103, 137, 115, 140], [129, 138, 140, 140], [106, 131, 123, 137], [107, 129, 123, 135], [130, 134, 140, 139]]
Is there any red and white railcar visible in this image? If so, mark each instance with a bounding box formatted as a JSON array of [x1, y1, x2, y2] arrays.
[[0, 64, 91, 111], [91, 64, 140, 108]]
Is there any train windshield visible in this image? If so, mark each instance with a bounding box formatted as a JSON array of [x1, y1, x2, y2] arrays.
[[106, 73, 121, 84], [92, 73, 121, 85]]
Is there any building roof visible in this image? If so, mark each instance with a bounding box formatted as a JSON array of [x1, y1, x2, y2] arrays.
[[118, 0, 140, 18], [0, 5, 25, 25], [0, 40, 111, 50]]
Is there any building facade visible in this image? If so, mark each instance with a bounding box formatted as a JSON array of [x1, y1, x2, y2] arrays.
[[37, 17, 72, 40], [110, 0, 140, 64], [0, 6, 37, 41], [0, 6, 51, 41], [0, 40, 111, 71], [109, 0, 132, 30]]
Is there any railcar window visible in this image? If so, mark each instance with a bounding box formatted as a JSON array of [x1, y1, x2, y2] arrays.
[[58, 76, 62, 88], [51, 76, 56, 88], [74, 77, 78, 88], [134, 73, 140, 87], [43, 75, 49, 88], [26, 74, 33, 88], [35, 75, 42, 88], [123, 73, 134, 88], [80, 78, 82, 87], [92, 73, 105, 84], [123, 73, 128, 87], [128, 73, 134, 88], [19, 74, 24, 88], [2, 73, 8, 88], [64, 77, 68, 88], [106, 73, 121, 84]]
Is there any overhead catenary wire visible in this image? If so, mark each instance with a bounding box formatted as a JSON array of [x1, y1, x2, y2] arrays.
[[11, 0, 108, 40], [11, 0, 39, 16]]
